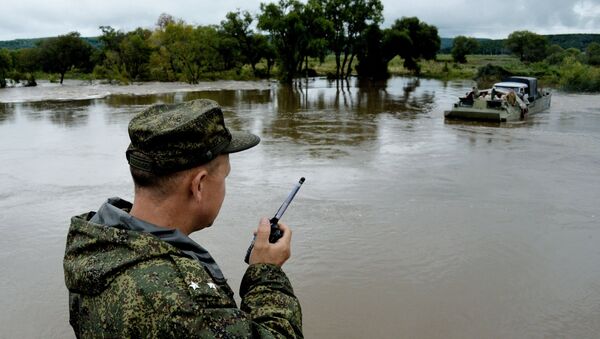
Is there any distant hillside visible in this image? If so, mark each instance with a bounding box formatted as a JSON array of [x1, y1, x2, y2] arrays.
[[442, 34, 600, 55], [0, 37, 101, 50], [2, 33, 600, 55], [546, 34, 600, 50]]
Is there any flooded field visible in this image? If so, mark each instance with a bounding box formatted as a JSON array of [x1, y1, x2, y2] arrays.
[[1, 77, 599, 338]]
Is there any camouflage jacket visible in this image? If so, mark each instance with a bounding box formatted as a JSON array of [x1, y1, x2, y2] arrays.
[[63, 203, 302, 338]]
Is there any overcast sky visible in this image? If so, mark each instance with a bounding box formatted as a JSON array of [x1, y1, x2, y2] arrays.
[[1, 0, 599, 41]]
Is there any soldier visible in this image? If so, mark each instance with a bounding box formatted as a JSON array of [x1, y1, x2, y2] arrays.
[[63, 99, 303, 338]]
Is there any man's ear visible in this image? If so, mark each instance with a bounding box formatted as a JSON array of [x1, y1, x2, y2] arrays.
[[190, 168, 209, 203]]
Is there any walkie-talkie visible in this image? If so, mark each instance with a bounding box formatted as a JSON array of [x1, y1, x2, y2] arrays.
[[244, 177, 305, 263]]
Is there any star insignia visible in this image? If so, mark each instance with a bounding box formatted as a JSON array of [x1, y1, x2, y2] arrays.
[[189, 281, 199, 290], [207, 282, 217, 289]]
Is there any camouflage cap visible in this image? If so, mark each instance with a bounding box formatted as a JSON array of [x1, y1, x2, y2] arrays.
[[126, 99, 260, 174]]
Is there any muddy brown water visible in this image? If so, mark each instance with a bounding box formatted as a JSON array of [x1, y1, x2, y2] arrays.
[[1, 78, 599, 338]]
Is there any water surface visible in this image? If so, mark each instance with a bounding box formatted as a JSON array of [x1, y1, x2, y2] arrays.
[[1, 78, 599, 338]]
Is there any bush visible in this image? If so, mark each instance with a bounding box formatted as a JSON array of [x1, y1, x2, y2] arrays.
[[558, 57, 600, 92], [475, 63, 512, 87]]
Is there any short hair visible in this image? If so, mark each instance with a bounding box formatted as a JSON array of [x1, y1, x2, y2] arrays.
[[130, 157, 220, 197], [130, 167, 184, 197]]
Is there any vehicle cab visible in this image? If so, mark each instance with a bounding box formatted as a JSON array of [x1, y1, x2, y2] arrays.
[[493, 82, 528, 97]]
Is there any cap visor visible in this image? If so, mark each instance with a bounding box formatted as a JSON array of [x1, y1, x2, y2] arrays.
[[223, 131, 260, 153]]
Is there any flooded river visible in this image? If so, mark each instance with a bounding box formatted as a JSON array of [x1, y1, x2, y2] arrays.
[[1, 78, 599, 338]]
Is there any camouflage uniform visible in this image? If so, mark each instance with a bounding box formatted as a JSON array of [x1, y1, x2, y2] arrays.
[[63, 99, 302, 338], [64, 200, 302, 338]]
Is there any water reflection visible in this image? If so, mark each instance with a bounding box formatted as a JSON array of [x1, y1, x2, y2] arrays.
[[105, 94, 172, 107], [276, 77, 436, 117], [2, 78, 600, 339], [0, 103, 16, 123], [7, 100, 92, 127]]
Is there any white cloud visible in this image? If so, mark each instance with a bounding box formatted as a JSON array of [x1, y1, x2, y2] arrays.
[[0, 0, 598, 40]]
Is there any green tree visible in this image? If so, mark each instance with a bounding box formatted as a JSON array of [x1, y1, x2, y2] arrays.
[[221, 10, 263, 75], [0, 48, 12, 88], [318, 0, 383, 79], [545, 44, 565, 64], [9, 48, 40, 86], [93, 26, 153, 82], [93, 26, 127, 82], [451, 36, 479, 63], [258, 0, 308, 83], [37, 32, 93, 84], [355, 24, 389, 79], [505, 30, 548, 62], [119, 28, 153, 80], [387, 17, 440, 74], [255, 34, 277, 77], [299, 0, 331, 75], [586, 42, 600, 66], [151, 22, 224, 83]]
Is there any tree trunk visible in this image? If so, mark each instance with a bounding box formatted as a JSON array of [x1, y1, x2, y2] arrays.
[[341, 52, 349, 79], [267, 59, 272, 77], [345, 53, 356, 79], [60, 72, 65, 84], [305, 56, 309, 78], [335, 52, 341, 79]]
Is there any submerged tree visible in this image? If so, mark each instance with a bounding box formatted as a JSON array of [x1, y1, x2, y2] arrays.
[[318, 0, 383, 79], [258, 0, 308, 83], [356, 17, 440, 79], [37, 32, 93, 84], [355, 24, 389, 79], [221, 10, 267, 76], [0, 48, 12, 88], [389, 17, 440, 74]]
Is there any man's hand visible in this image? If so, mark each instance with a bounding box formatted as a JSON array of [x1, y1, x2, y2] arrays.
[[249, 217, 292, 266]]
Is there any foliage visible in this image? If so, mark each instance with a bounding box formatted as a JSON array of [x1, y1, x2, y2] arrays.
[[558, 56, 600, 92], [93, 26, 153, 82], [505, 30, 548, 62], [386, 17, 440, 74], [355, 17, 440, 79], [151, 23, 225, 84], [258, 0, 308, 83], [221, 10, 274, 76], [316, 0, 383, 79], [545, 44, 565, 65], [546, 34, 600, 51], [37, 32, 93, 84], [586, 42, 600, 66], [4, 9, 600, 91], [119, 28, 153, 80], [451, 36, 479, 63], [0, 48, 12, 87], [355, 24, 388, 79], [474, 63, 512, 87]]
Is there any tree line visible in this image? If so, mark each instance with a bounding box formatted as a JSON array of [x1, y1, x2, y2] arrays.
[[0, 0, 443, 87], [2, 1, 600, 89], [439, 34, 600, 56], [450, 31, 600, 67]]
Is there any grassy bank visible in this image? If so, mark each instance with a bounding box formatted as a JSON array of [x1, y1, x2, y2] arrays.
[[20, 54, 600, 92], [306, 54, 600, 91], [306, 54, 529, 79]]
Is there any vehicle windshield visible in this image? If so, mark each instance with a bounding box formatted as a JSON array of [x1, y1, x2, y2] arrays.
[[495, 86, 525, 94]]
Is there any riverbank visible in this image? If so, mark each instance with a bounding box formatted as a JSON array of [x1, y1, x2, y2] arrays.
[[308, 54, 600, 92], [0, 79, 273, 103], [2, 78, 600, 338], [9, 54, 600, 93]]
